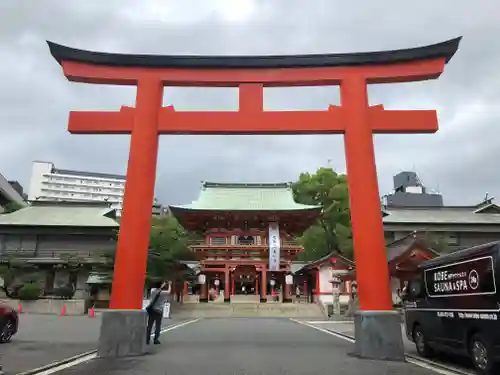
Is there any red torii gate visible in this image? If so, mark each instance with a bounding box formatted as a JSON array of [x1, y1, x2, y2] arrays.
[[48, 38, 460, 357]]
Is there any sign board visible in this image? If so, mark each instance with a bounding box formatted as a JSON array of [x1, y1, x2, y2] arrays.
[[268, 222, 281, 271], [424, 256, 496, 298], [198, 274, 206, 284], [285, 275, 294, 285], [163, 302, 171, 318]]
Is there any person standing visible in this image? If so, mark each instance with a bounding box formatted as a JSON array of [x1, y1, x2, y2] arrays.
[[146, 280, 171, 345]]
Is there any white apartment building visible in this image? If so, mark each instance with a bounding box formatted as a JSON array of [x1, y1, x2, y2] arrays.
[[28, 161, 126, 216]]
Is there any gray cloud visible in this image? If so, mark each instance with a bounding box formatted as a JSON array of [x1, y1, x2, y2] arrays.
[[0, 0, 499, 206]]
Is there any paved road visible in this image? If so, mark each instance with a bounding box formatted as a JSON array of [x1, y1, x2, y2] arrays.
[[2, 315, 101, 375], [1, 315, 181, 375], [52, 318, 445, 375], [304, 320, 475, 373]]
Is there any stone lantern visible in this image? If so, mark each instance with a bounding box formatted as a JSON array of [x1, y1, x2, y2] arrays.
[[329, 276, 342, 315]]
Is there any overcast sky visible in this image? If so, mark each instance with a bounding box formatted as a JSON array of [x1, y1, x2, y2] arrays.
[[0, 1, 498, 206]]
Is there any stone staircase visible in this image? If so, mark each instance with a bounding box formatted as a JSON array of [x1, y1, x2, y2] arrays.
[[170, 301, 325, 319]]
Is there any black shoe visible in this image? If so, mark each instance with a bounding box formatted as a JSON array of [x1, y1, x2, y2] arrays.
[[154, 339, 161, 345]]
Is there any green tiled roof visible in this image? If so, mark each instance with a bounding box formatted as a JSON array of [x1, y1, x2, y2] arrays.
[[86, 272, 112, 284], [383, 207, 500, 225], [0, 205, 119, 227], [170, 182, 321, 212]]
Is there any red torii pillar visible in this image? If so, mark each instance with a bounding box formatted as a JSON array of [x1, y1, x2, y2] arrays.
[[47, 37, 461, 359]]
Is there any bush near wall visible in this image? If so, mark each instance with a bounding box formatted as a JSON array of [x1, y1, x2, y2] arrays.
[[53, 286, 74, 299], [17, 284, 41, 300]]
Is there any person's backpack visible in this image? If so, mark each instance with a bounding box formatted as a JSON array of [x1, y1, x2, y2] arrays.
[[146, 289, 161, 314]]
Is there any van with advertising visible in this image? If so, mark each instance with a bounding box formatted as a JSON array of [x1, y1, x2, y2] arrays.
[[402, 241, 500, 374]]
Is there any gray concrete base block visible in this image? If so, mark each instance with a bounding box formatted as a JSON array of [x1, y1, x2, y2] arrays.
[[353, 310, 405, 361], [97, 310, 148, 358]]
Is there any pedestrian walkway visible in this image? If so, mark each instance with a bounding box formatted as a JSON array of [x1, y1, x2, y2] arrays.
[[50, 318, 450, 375]]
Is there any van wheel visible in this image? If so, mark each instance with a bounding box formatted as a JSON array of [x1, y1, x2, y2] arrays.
[[413, 325, 433, 358], [469, 334, 494, 373]]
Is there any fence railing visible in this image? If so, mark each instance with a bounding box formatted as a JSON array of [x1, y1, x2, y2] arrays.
[[189, 239, 301, 247]]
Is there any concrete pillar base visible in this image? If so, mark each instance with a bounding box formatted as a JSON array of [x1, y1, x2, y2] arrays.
[[352, 310, 405, 361], [97, 310, 148, 358]]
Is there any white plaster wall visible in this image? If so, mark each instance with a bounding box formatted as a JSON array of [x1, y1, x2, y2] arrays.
[[319, 266, 333, 294], [28, 161, 53, 200]]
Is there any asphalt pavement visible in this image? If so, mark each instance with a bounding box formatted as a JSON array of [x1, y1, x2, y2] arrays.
[[1, 314, 182, 375], [49, 318, 446, 375], [2, 314, 101, 375], [304, 320, 476, 373]]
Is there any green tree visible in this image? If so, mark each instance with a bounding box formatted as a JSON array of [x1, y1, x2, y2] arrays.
[[0, 259, 44, 297], [292, 167, 353, 260], [91, 215, 199, 283], [423, 232, 451, 253], [149, 215, 198, 261]]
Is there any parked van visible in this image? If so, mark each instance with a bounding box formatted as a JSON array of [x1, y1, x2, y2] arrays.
[[402, 241, 500, 373]]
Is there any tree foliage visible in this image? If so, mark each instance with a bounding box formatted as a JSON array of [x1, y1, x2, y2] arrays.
[[292, 167, 353, 261], [92, 215, 199, 284], [423, 232, 451, 253], [0, 259, 45, 298]]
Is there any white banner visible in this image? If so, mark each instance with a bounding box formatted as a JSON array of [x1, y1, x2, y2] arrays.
[[268, 222, 280, 271], [163, 302, 171, 318]]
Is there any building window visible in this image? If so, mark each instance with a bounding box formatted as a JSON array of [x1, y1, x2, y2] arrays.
[[447, 233, 459, 245], [237, 235, 255, 245], [211, 237, 226, 245]]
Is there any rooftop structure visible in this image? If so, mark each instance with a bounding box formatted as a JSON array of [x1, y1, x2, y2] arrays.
[[382, 171, 443, 208], [170, 182, 321, 234], [0, 200, 119, 228]]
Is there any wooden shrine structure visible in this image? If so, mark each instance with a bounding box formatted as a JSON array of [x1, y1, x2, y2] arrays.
[[169, 182, 321, 302]]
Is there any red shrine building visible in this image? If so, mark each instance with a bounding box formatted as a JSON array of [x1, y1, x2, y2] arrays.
[[169, 183, 441, 306], [169, 182, 321, 302]]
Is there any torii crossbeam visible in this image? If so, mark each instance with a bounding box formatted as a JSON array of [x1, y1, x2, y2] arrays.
[[48, 37, 461, 359]]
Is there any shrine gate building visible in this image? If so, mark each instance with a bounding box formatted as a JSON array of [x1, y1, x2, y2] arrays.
[[169, 182, 321, 303]]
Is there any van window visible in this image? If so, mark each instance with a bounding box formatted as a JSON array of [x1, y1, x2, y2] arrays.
[[407, 276, 424, 298], [482, 260, 495, 292]]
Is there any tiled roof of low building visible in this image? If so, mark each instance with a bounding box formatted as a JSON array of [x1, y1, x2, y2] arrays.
[[382, 204, 500, 225], [0, 202, 119, 227]]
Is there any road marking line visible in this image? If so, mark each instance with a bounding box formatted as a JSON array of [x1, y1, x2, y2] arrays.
[[290, 318, 355, 343], [17, 318, 200, 375], [289, 319, 472, 375], [305, 320, 354, 324]]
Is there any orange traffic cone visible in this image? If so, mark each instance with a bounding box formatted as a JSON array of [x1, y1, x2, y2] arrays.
[[88, 305, 96, 318], [60, 303, 67, 316], [18, 303, 22, 313]]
